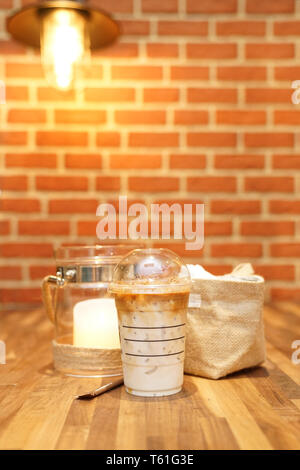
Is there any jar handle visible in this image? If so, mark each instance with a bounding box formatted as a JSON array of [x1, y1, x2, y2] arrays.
[[42, 275, 60, 324]]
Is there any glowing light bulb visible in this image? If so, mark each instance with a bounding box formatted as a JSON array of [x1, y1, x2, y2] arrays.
[[40, 9, 90, 90]]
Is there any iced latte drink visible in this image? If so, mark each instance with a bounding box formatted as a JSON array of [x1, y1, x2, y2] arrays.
[[109, 249, 191, 397]]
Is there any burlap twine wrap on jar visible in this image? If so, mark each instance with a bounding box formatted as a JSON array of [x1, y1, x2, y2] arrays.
[[184, 264, 266, 380], [52, 337, 122, 376]]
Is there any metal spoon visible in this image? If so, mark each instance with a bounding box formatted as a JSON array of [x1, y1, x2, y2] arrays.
[[76, 377, 124, 400]]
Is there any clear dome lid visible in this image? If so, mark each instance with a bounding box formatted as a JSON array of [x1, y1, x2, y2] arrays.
[[109, 248, 191, 294]]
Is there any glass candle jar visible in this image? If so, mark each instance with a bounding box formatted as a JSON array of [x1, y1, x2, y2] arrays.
[[42, 245, 137, 377]]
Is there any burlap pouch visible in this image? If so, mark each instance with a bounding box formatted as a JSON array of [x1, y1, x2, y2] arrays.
[[184, 264, 265, 379]]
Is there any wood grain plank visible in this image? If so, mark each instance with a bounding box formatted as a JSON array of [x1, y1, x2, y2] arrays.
[[144, 379, 195, 450], [248, 360, 300, 401], [0, 375, 78, 450], [191, 379, 272, 450], [116, 388, 148, 450], [179, 377, 239, 449], [292, 399, 300, 411], [230, 378, 300, 450], [266, 342, 300, 386], [56, 378, 100, 450], [86, 384, 122, 450], [264, 306, 298, 359], [272, 302, 300, 332], [0, 305, 299, 450]]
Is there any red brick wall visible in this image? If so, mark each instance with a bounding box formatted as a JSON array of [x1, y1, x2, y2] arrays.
[[1, 0, 300, 309]]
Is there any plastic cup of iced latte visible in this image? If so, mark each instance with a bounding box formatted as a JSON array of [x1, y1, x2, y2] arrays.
[[109, 248, 191, 397]]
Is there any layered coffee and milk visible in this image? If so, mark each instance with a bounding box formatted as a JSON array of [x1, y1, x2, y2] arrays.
[[115, 289, 190, 396], [109, 248, 191, 397]]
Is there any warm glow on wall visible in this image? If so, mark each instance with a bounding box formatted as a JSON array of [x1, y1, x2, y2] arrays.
[[40, 8, 89, 90]]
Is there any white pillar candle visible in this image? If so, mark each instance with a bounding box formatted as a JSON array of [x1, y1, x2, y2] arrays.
[[73, 298, 120, 349]]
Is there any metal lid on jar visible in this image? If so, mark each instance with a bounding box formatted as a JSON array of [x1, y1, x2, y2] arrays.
[[55, 245, 141, 283], [109, 248, 191, 294]]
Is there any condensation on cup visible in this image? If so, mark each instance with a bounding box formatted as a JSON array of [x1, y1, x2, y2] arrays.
[[109, 248, 191, 397]]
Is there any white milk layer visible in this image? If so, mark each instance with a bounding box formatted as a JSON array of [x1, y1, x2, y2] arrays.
[[116, 293, 188, 397], [123, 362, 184, 397]]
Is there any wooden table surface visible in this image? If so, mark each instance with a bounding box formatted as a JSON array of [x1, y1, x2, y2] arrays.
[[0, 303, 299, 450]]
